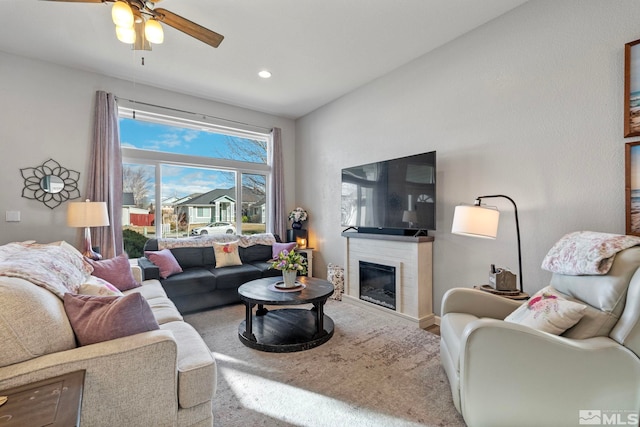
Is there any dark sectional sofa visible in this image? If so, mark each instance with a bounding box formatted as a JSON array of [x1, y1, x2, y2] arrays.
[[138, 235, 283, 313]]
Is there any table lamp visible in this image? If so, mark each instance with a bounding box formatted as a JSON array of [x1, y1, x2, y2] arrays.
[[402, 210, 418, 228], [67, 199, 110, 260], [451, 194, 523, 292], [296, 236, 307, 249]]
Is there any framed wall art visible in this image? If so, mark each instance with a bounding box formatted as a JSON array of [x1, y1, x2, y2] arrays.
[[624, 38, 640, 137], [626, 142, 640, 235]]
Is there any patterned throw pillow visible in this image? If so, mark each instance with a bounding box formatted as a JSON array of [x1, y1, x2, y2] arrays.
[[63, 293, 159, 346], [85, 254, 140, 291], [272, 242, 297, 260], [505, 286, 587, 335], [145, 249, 183, 279], [213, 241, 242, 268]]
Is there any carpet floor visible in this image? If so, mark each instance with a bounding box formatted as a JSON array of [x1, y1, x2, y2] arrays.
[[185, 300, 466, 427]]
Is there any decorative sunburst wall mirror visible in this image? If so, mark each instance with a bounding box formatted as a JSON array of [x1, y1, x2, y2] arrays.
[[20, 159, 81, 209]]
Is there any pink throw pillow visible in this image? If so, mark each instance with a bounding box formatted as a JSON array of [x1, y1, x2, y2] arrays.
[[145, 249, 183, 279], [272, 242, 297, 259], [63, 293, 159, 346], [85, 254, 140, 291]]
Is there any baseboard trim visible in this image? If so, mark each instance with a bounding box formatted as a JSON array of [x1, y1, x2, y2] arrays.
[[341, 294, 435, 329]]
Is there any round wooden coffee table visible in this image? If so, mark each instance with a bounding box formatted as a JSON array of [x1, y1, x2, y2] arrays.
[[237, 276, 335, 352]]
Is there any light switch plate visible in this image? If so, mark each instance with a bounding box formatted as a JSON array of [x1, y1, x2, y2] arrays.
[[6, 211, 21, 222]]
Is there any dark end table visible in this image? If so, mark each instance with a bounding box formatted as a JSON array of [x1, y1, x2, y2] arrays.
[[237, 276, 335, 352], [0, 370, 85, 427]]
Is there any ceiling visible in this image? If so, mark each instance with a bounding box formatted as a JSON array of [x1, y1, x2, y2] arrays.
[[1, 0, 528, 119]]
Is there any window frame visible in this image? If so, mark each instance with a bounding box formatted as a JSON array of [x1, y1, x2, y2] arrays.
[[119, 106, 273, 237]]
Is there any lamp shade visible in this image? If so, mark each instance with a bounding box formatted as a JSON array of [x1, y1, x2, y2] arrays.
[[451, 204, 499, 239], [67, 201, 110, 228], [402, 210, 417, 223]]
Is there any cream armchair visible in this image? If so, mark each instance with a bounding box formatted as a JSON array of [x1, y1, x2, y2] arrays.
[[440, 247, 640, 427]]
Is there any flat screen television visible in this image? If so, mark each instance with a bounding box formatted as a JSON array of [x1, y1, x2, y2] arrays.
[[341, 151, 436, 235]]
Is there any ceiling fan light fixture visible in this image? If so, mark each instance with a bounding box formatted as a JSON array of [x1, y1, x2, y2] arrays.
[[145, 18, 164, 44], [112, 1, 134, 28], [258, 70, 272, 79], [115, 25, 136, 44]]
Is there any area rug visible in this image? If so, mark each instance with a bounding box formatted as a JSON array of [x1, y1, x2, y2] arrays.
[[185, 300, 465, 427]]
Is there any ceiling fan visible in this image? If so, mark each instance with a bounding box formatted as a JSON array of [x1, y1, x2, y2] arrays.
[[44, 0, 224, 49]]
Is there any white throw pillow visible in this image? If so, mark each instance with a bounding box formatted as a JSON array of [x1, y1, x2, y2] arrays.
[[505, 286, 587, 335], [79, 276, 124, 297], [213, 241, 242, 268]]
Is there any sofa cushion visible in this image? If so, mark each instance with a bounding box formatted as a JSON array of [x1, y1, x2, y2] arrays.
[[240, 244, 274, 264], [64, 293, 160, 346], [170, 247, 205, 269], [213, 241, 242, 268], [125, 279, 169, 300], [85, 254, 140, 291], [123, 280, 184, 324], [250, 261, 284, 277], [209, 264, 262, 290], [161, 267, 217, 297], [145, 249, 183, 279], [0, 276, 77, 367], [160, 321, 217, 409], [146, 296, 185, 324]]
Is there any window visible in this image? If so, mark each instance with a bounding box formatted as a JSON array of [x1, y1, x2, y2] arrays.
[[120, 107, 271, 247]]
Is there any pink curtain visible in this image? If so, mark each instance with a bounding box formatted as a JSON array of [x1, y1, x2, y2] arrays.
[[271, 128, 286, 240], [86, 91, 123, 258]]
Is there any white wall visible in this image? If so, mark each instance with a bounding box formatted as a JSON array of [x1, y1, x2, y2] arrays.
[[296, 0, 640, 315], [0, 52, 295, 246]]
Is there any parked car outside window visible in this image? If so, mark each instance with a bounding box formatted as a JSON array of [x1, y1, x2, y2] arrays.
[[190, 222, 236, 235]]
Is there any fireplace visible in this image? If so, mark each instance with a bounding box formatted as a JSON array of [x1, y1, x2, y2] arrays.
[[359, 261, 396, 310], [343, 232, 434, 328]]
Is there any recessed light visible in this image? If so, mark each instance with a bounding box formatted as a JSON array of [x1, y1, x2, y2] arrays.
[[258, 70, 272, 79]]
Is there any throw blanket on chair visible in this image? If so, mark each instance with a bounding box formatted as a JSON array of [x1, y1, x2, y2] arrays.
[[541, 231, 640, 275]]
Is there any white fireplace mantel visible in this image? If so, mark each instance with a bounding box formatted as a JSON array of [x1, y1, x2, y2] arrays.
[[342, 232, 435, 329]]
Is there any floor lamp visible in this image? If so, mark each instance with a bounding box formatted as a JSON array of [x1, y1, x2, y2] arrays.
[[451, 194, 523, 293], [67, 200, 110, 260]]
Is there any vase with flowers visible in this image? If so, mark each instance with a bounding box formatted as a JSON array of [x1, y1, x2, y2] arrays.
[[288, 207, 308, 230], [270, 249, 308, 288]]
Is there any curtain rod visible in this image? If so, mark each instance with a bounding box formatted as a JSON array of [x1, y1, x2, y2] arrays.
[[114, 96, 273, 132]]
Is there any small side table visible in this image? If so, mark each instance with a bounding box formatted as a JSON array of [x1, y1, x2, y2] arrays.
[[0, 370, 85, 427], [474, 285, 529, 300]]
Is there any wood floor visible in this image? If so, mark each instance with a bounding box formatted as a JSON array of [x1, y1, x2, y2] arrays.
[[426, 324, 440, 335]]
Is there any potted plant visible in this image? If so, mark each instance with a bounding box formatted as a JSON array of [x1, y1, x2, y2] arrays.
[[288, 207, 308, 230], [270, 249, 308, 288]]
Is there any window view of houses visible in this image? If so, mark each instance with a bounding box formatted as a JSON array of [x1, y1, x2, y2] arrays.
[[119, 112, 271, 254]]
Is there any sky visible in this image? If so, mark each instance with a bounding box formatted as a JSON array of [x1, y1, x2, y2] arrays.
[[120, 118, 266, 201]]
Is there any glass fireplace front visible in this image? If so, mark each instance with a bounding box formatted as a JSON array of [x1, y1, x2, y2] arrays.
[[359, 261, 396, 310]]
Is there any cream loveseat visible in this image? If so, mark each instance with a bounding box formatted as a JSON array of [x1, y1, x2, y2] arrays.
[[440, 232, 640, 427], [0, 242, 217, 427]]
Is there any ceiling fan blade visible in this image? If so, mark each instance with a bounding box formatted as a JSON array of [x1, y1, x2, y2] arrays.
[[153, 8, 224, 48]]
